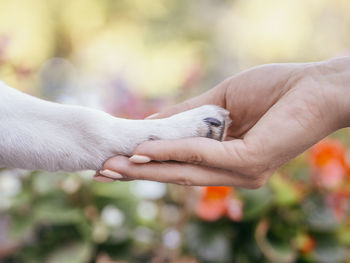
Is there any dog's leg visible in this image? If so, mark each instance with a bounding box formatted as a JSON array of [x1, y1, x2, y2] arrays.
[[0, 81, 231, 172]]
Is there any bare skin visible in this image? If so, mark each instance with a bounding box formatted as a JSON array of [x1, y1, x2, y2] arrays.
[[95, 57, 350, 188]]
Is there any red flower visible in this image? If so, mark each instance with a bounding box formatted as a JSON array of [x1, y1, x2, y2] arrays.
[[195, 187, 243, 222]]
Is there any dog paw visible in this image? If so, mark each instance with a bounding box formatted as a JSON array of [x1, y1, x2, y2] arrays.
[[166, 105, 231, 141], [189, 105, 231, 141], [108, 105, 232, 158]]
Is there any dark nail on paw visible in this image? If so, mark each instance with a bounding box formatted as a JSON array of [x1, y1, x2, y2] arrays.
[[204, 117, 222, 127], [206, 129, 213, 138], [219, 120, 226, 141], [148, 135, 160, 141]]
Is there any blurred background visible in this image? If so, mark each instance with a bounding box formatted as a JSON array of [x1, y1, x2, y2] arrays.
[[0, 0, 350, 262]]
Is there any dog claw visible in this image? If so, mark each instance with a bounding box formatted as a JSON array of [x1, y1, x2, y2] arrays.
[[203, 117, 222, 127]]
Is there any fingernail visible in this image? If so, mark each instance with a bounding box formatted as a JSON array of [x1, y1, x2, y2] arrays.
[[99, 169, 124, 179], [129, 155, 151, 163], [145, 113, 159, 119], [93, 175, 116, 183]]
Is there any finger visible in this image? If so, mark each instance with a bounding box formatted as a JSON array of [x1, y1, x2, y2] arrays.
[[131, 137, 250, 172], [102, 156, 268, 188], [93, 172, 134, 182], [93, 175, 133, 182], [93, 174, 115, 183], [147, 84, 227, 119]]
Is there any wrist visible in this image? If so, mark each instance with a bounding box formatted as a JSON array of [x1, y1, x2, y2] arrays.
[[308, 57, 350, 129]]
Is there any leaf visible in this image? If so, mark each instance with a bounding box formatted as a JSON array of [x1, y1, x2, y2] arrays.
[[33, 207, 83, 225], [32, 172, 64, 194], [302, 194, 340, 232], [238, 186, 274, 220], [255, 220, 297, 263], [46, 242, 93, 263], [270, 173, 303, 205], [313, 237, 348, 263], [185, 223, 232, 262]]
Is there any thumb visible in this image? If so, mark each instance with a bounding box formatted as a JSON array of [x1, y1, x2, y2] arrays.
[[130, 137, 249, 171], [146, 85, 226, 119]]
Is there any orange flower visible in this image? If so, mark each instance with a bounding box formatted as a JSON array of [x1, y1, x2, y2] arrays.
[[201, 186, 232, 200], [297, 234, 316, 254], [309, 139, 349, 189], [310, 139, 346, 168], [195, 187, 243, 222]]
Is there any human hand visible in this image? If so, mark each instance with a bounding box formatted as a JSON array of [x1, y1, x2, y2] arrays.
[[95, 57, 350, 187]]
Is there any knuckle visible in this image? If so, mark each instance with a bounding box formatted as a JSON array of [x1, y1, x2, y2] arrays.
[[175, 175, 193, 186], [247, 179, 265, 189], [246, 164, 269, 178], [186, 153, 203, 165], [246, 170, 273, 189]]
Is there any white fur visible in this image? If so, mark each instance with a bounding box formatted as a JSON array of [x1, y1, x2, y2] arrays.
[[0, 81, 229, 172]]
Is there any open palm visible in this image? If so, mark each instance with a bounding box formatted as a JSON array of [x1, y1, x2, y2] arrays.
[[96, 58, 350, 187]]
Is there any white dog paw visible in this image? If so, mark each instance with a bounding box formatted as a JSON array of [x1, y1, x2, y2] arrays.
[[185, 105, 231, 141], [97, 105, 232, 164], [157, 105, 232, 141]]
